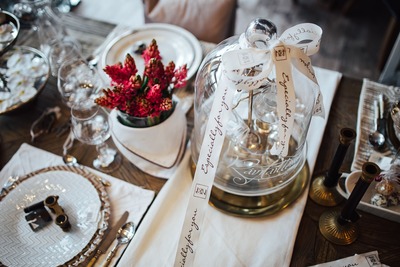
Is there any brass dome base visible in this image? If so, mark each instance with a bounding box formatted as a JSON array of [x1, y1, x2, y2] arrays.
[[190, 159, 310, 217], [309, 175, 344, 206], [319, 209, 358, 245]]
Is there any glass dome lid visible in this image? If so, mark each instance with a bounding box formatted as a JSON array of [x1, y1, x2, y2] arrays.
[[191, 18, 323, 207]]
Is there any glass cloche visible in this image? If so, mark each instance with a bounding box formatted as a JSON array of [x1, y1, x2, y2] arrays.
[[190, 18, 323, 216]]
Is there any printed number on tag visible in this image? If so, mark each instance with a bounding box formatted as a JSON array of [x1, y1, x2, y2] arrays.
[[274, 46, 287, 61], [193, 183, 208, 199]]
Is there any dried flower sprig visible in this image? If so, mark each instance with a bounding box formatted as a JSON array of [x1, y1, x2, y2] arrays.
[[95, 39, 187, 117]]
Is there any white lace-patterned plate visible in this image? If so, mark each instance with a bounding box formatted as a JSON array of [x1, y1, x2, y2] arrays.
[[0, 166, 110, 267], [99, 23, 202, 83]]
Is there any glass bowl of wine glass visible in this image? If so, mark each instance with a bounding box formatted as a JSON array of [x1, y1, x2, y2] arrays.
[[58, 58, 101, 108]]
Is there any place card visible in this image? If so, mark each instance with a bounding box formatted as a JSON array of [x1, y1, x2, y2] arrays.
[[308, 250, 388, 267]]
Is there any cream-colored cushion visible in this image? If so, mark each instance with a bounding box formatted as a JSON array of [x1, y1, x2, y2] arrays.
[[144, 0, 237, 43]]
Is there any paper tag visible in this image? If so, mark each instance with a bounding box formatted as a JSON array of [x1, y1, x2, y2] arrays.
[[308, 250, 386, 267], [369, 152, 393, 171]]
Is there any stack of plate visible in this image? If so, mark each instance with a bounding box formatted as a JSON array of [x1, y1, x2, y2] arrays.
[[99, 23, 203, 83]]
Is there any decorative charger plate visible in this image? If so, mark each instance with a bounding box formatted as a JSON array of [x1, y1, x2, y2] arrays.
[[0, 166, 110, 266], [0, 46, 50, 115], [99, 23, 202, 82]]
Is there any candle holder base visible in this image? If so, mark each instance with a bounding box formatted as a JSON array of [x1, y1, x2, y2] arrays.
[[319, 209, 358, 245], [309, 175, 345, 206]]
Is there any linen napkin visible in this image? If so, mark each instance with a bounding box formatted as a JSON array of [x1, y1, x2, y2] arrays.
[[351, 79, 400, 171], [0, 143, 155, 267], [109, 96, 191, 179], [118, 67, 342, 266]]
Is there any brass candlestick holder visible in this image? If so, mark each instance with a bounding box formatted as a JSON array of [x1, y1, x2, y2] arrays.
[[309, 128, 357, 206], [319, 162, 380, 245]]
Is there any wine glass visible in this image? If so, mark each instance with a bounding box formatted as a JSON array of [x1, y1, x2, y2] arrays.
[[58, 58, 101, 107], [49, 39, 81, 76], [70, 99, 121, 173]]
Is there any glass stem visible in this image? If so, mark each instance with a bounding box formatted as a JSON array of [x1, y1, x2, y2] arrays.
[[95, 142, 115, 168]]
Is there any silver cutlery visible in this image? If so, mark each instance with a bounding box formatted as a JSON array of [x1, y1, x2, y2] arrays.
[[103, 221, 135, 267], [369, 99, 386, 150], [377, 94, 387, 137], [87, 211, 129, 267]]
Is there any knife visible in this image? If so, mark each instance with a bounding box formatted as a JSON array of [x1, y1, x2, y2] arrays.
[[87, 211, 129, 267]]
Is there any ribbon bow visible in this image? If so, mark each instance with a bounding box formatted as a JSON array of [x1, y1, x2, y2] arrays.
[[221, 23, 323, 156]]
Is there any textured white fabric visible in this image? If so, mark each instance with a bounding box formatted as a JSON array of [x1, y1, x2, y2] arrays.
[[118, 67, 342, 266]]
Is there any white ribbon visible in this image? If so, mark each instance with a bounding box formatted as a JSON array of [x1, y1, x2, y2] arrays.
[[174, 73, 235, 267], [173, 23, 323, 266], [222, 23, 323, 156]]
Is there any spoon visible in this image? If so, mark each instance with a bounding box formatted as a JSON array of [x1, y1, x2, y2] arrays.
[[104, 221, 135, 266], [369, 100, 386, 150], [62, 154, 111, 187], [369, 131, 385, 150]]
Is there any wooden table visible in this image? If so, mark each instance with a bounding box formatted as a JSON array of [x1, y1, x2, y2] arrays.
[[1, 14, 399, 266], [291, 78, 400, 266]]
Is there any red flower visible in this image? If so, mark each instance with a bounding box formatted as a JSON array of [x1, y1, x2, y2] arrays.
[[104, 54, 137, 88], [95, 39, 187, 117], [142, 39, 162, 63], [146, 84, 163, 103], [173, 65, 188, 88]]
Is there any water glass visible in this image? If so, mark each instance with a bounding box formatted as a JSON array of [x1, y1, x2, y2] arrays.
[[71, 99, 121, 172], [57, 58, 101, 107]]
